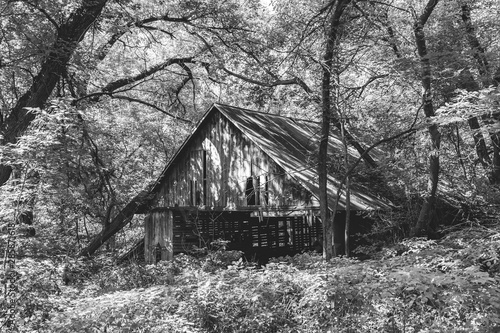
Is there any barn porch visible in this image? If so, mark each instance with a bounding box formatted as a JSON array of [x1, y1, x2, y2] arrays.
[[144, 207, 324, 263]]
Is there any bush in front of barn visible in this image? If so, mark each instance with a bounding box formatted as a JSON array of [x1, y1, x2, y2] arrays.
[[176, 237, 500, 333], [22, 232, 500, 332]]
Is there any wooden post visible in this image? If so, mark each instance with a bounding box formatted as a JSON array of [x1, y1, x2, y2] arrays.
[[144, 210, 174, 263], [161, 210, 174, 261], [144, 214, 154, 264]]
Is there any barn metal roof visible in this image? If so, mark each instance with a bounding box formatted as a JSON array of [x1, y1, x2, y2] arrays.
[[215, 104, 391, 211], [145, 103, 391, 212]]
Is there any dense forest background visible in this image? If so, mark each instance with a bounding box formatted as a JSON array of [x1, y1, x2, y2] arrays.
[[1, 0, 500, 331]]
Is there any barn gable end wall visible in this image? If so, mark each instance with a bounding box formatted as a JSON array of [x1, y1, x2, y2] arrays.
[[155, 109, 314, 210]]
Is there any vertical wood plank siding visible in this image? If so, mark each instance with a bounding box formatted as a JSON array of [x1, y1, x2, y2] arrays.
[[157, 112, 312, 209], [144, 211, 174, 263]]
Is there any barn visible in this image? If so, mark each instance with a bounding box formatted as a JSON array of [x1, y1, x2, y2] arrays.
[[140, 103, 390, 263]]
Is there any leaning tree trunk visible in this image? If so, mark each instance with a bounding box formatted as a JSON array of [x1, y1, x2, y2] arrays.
[[79, 189, 155, 257], [412, 0, 441, 237], [0, 0, 109, 186]]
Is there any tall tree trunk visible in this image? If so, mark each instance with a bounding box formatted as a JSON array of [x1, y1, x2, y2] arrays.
[[468, 115, 491, 167], [344, 175, 351, 256], [461, 4, 491, 85], [454, 68, 491, 167], [319, 0, 351, 260], [460, 3, 500, 182], [342, 121, 351, 257], [0, 0, 109, 185], [412, 0, 441, 237], [319, 48, 334, 260], [381, 11, 402, 59], [490, 120, 500, 184]]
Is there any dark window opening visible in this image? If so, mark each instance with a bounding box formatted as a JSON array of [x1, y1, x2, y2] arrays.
[[203, 150, 207, 205], [196, 189, 202, 206], [190, 180, 194, 206], [255, 176, 260, 206], [246, 177, 255, 205], [191, 180, 199, 206], [194, 180, 199, 205], [155, 243, 162, 263], [264, 176, 269, 205]]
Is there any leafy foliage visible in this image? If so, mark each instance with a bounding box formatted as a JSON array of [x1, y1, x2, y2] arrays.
[[3, 227, 499, 332], [2, 0, 500, 330]]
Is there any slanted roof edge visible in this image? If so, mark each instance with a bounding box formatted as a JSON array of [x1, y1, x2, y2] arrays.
[[215, 104, 331, 211], [145, 103, 390, 211], [148, 103, 219, 194]]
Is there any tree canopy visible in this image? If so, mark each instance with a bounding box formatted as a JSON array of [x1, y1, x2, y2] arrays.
[[1, 0, 500, 259]]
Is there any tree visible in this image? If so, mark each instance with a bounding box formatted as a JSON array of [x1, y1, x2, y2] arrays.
[[0, 0, 109, 184], [410, 0, 442, 236], [3, 0, 499, 261], [0, 0, 264, 255], [460, 2, 500, 183], [318, 0, 352, 259]]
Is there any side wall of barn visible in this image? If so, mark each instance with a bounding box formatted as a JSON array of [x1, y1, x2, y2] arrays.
[[144, 210, 174, 263], [154, 111, 315, 210]]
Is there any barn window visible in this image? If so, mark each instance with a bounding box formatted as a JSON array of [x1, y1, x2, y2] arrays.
[[255, 176, 261, 206], [196, 189, 201, 206], [245, 177, 255, 205], [246, 176, 261, 206], [190, 180, 195, 206], [264, 176, 269, 205], [203, 150, 207, 205]]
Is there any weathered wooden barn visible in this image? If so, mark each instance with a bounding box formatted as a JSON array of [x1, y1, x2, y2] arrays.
[[141, 103, 390, 263]]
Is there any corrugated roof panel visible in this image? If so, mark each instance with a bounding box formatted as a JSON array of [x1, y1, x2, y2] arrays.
[[216, 103, 391, 211]]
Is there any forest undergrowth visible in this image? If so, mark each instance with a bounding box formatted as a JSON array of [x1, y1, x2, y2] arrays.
[[3, 223, 500, 333]]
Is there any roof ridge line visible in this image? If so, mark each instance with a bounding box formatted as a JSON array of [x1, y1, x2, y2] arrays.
[[214, 102, 319, 125]]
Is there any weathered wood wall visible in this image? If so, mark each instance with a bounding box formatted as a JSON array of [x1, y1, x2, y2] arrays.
[[144, 211, 173, 263], [147, 208, 322, 261], [156, 111, 315, 210]]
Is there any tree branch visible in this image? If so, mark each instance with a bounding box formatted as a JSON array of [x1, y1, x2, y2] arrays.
[[24, 1, 60, 30], [195, 32, 315, 95], [95, 14, 190, 61], [111, 95, 192, 124], [344, 74, 389, 97], [221, 66, 313, 93], [101, 57, 197, 92], [1, 0, 108, 146], [415, 0, 439, 26]]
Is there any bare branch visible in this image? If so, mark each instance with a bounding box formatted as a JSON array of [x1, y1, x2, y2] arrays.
[[73, 91, 192, 124], [194, 32, 315, 95], [331, 125, 419, 212], [23, 1, 59, 29], [111, 95, 192, 124], [102, 57, 196, 92], [344, 74, 389, 96], [95, 14, 191, 61], [175, 62, 194, 99], [360, 0, 411, 13], [221, 66, 313, 93]]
